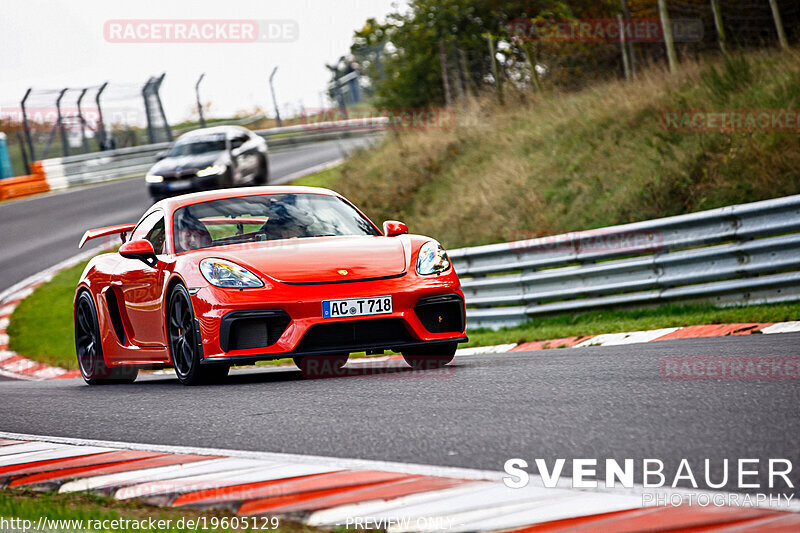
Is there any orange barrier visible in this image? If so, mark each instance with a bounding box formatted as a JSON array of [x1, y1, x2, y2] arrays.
[[0, 162, 50, 201]]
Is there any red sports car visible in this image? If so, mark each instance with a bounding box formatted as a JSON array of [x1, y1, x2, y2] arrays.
[[74, 186, 467, 385]]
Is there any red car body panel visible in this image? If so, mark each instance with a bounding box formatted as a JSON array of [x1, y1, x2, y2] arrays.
[[75, 186, 467, 369]]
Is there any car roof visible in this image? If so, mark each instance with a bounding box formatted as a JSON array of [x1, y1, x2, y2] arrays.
[[152, 186, 342, 212], [177, 125, 250, 139]]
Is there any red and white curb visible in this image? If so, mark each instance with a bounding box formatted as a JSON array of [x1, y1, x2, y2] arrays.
[[459, 321, 800, 357], [0, 432, 797, 532], [0, 246, 108, 381]]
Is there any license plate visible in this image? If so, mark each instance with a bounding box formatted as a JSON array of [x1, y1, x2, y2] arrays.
[[167, 180, 192, 191], [322, 296, 392, 319]]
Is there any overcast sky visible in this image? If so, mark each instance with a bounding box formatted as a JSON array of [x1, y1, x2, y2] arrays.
[[1, 0, 402, 125]]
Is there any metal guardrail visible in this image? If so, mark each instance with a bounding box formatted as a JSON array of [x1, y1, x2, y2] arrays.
[[39, 118, 387, 191], [449, 195, 800, 330]]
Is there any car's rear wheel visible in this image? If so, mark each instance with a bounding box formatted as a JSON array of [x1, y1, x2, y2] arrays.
[[253, 154, 268, 185], [168, 284, 228, 385], [293, 354, 349, 378], [402, 343, 457, 370], [75, 291, 138, 385]]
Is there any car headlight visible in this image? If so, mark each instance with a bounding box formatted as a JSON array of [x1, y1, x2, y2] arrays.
[[200, 259, 264, 288], [196, 164, 226, 177], [416, 241, 451, 275], [145, 174, 163, 183]]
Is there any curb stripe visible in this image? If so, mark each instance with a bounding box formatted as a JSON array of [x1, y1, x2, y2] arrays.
[[5, 451, 167, 486], [0, 433, 796, 531], [172, 469, 394, 508]]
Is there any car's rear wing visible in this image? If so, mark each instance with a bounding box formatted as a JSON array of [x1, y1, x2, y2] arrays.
[[78, 223, 137, 249]]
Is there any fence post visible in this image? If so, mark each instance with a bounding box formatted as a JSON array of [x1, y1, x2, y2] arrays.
[[620, 0, 637, 77], [76, 88, 89, 154], [658, 0, 678, 73], [269, 67, 283, 127], [710, 0, 727, 54], [439, 40, 453, 107], [618, 14, 631, 81], [95, 82, 108, 150], [195, 73, 206, 128], [768, 0, 789, 50], [486, 34, 504, 104], [55, 88, 69, 157], [20, 88, 35, 162]]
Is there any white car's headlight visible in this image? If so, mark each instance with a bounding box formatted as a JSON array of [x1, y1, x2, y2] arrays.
[[196, 164, 226, 177], [416, 241, 451, 275], [145, 174, 163, 183], [200, 259, 263, 288]]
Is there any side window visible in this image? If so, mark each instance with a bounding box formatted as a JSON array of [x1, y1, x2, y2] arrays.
[[230, 135, 247, 149], [129, 211, 166, 254], [146, 217, 166, 255]]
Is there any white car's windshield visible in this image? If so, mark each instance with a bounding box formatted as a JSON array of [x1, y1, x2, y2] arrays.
[[173, 193, 381, 252]]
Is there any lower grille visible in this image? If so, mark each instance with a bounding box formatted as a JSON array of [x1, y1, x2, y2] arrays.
[[296, 318, 413, 353], [220, 310, 291, 352], [414, 294, 465, 333]]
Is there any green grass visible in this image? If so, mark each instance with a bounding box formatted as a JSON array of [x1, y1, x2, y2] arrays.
[[7, 260, 90, 368], [0, 488, 318, 532], [316, 50, 800, 249], [464, 302, 800, 347], [289, 165, 342, 189]]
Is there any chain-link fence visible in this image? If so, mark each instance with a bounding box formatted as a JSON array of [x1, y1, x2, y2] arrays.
[[0, 76, 171, 176]]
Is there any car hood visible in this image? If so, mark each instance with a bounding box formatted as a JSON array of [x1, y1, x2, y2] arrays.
[[214, 236, 408, 283], [150, 152, 228, 175]]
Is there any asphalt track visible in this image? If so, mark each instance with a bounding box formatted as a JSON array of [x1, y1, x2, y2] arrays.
[[0, 333, 797, 497], [0, 137, 375, 293]]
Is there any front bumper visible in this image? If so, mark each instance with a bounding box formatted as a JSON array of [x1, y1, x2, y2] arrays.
[[147, 173, 224, 199], [190, 273, 467, 362]]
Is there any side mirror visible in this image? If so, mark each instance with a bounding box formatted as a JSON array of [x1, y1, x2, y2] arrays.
[[119, 239, 158, 267], [155, 151, 168, 161], [383, 220, 408, 237]]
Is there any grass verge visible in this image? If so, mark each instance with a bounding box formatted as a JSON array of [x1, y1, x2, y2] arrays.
[[7, 260, 90, 368], [0, 488, 318, 532]]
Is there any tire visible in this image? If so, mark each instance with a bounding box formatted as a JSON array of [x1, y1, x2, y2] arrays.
[[402, 343, 457, 370], [293, 354, 348, 378], [74, 291, 138, 385], [253, 154, 268, 185], [167, 284, 228, 385]]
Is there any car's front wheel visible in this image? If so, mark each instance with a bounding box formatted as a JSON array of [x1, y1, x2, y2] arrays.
[[402, 343, 457, 370], [75, 291, 138, 385], [293, 354, 348, 378], [168, 284, 229, 385]]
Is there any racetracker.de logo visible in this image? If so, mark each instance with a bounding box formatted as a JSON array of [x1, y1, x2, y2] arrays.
[[104, 19, 299, 43], [508, 18, 702, 43], [661, 109, 800, 132], [660, 357, 800, 380]]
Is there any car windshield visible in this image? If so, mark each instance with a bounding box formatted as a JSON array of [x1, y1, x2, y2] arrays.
[[167, 136, 226, 157], [172, 193, 381, 252]]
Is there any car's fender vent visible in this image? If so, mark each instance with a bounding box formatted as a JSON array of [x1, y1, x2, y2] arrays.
[[104, 288, 127, 344], [414, 294, 465, 333], [296, 318, 413, 353], [220, 310, 291, 352]]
